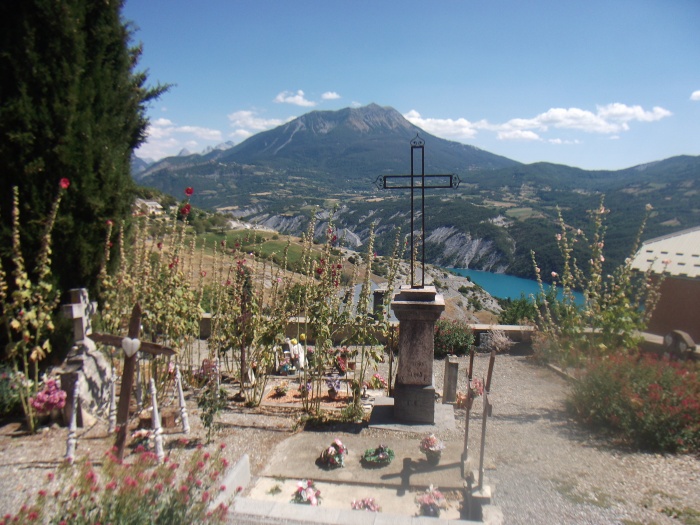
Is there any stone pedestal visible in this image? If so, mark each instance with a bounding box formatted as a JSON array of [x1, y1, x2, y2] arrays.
[[391, 285, 445, 424], [443, 356, 459, 403]]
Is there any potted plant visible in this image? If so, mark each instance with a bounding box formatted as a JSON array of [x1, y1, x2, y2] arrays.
[[360, 444, 394, 468], [415, 485, 446, 517], [291, 479, 321, 506], [326, 377, 342, 399], [419, 434, 445, 465], [319, 438, 348, 469]]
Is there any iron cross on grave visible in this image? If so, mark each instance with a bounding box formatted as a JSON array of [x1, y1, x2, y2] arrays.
[[375, 135, 460, 288]]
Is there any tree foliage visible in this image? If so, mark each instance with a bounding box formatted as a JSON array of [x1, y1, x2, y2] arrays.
[[0, 0, 167, 293]]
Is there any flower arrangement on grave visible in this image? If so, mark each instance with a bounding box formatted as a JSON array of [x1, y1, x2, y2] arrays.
[[351, 497, 381, 512], [298, 381, 312, 397], [415, 485, 447, 517], [291, 479, 321, 506], [279, 356, 292, 376], [273, 381, 289, 397], [129, 428, 153, 450], [306, 346, 316, 367], [419, 434, 445, 464], [360, 444, 394, 468], [326, 377, 342, 398], [470, 377, 484, 397], [365, 373, 388, 390], [29, 378, 66, 416], [319, 438, 348, 469], [335, 354, 347, 375]]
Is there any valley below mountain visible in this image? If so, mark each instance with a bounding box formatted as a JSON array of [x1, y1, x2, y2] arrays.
[[135, 104, 700, 282]]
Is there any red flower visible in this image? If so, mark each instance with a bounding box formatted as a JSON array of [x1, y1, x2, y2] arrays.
[[185, 187, 194, 196], [59, 178, 70, 189], [157, 242, 163, 250], [316, 267, 324, 275], [180, 204, 191, 215]]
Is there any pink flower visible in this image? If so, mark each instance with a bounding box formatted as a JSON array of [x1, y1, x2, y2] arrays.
[[185, 187, 194, 196], [59, 178, 70, 189], [106, 219, 113, 226], [551, 272, 558, 278]]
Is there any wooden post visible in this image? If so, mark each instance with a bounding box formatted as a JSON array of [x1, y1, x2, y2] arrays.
[[461, 347, 476, 466], [115, 305, 141, 460], [176, 365, 190, 434], [108, 368, 117, 434], [478, 350, 496, 490]]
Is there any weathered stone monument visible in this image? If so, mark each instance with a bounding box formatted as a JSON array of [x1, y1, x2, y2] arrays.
[[391, 286, 445, 423], [377, 136, 458, 424], [58, 288, 111, 426]]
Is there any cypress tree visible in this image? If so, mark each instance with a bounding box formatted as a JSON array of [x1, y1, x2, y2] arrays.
[[0, 0, 167, 293]]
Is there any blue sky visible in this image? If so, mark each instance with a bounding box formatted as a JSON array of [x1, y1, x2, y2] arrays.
[[123, 0, 700, 170]]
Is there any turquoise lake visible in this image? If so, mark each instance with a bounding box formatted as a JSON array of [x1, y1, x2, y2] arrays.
[[447, 268, 584, 303]]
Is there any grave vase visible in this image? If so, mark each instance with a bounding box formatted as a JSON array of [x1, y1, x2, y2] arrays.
[[425, 449, 442, 465], [420, 503, 441, 517]]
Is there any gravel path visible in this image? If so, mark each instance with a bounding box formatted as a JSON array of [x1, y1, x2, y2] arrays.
[[416, 352, 700, 525]]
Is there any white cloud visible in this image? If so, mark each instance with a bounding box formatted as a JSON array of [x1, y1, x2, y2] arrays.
[[691, 90, 700, 101], [273, 90, 316, 107], [407, 102, 672, 145], [497, 130, 541, 141], [135, 118, 223, 160], [177, 125, 223, 141], [322, 91, 341, 100], [403, 110, 479, 139], [227, 110, 286, 131]]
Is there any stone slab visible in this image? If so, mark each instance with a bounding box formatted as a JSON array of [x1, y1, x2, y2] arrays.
[[246, 478, 465, 521], [369, 397, 455, 433], [393, 384, 436, 424], [258, 423, 462, 492]]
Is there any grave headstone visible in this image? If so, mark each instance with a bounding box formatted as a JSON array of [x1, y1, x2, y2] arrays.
[[391, 286, 445, 424], [58, 289, 111, 426]]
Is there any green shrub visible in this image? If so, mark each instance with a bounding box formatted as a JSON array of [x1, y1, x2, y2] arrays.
[[433, 319, 474, 358], [498, 294, 537, 325], [569, 354, 700, 453], [0, 365, 22, 416]]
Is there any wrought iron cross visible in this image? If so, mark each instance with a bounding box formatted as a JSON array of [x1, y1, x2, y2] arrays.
[[375, 135, 460, 288]]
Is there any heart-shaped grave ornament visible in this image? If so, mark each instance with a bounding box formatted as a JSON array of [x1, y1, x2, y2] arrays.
[[121, 337, 141, 358]]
